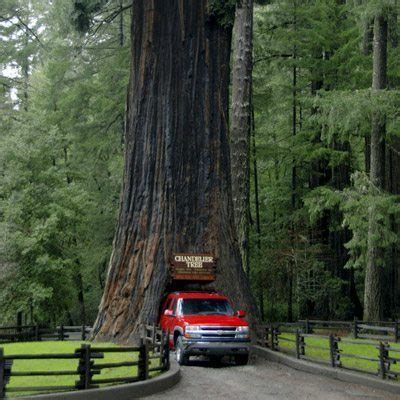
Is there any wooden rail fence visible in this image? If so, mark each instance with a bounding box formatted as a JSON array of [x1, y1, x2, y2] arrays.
[[258, 320, 400, 342], [0, 325, 92, 343], [0, 325, 169, 399], [257, 323, 399, 381]]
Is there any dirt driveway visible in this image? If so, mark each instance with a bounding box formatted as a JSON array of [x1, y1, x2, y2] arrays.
[[143, 356, 398, 400]]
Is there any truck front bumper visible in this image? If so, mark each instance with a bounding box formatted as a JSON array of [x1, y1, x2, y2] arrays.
[[182, 339, 250, 356]]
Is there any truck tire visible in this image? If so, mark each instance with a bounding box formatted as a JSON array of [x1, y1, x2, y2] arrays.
[[176, 336, 189, 365], [234, 354, 249, 366]]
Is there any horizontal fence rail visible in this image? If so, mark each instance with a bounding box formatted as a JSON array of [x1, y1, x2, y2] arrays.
[[257, 322, 400, 382], [0, 325, 170, 399], [257, 319, 400, 342], [0, 325, 93, 343]]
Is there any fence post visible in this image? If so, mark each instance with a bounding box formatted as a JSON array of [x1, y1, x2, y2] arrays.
[[353, 319, 358, 339], [76, 344, 92, 390], [0, 349, 5, 400], [58, 325, 64, 341], [162, 330, 170, 371], [35, 325, 40, 341], [269, 323, 273, 348], [263, 325, 268, 347], [329, 334, 339, 367], [81, 325, 86, 341], [0, 349, 12, 400], [138, 340, 149, 380], [272, 327, 279, 351], [294, 330, 305, 357], [16, 312, 22, 334], [305, 319, 311, 334], [300, 332, 305, 356], [378, 342, 388, 379], [295, 330, 301, 359], [152, 323, 156, 345], [141, 324, 146, 343], [270, 326, 275, 350], [395, 321, 398, 343]]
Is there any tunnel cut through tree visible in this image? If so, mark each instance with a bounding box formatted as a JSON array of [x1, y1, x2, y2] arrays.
[[92, 0, 258, 342]]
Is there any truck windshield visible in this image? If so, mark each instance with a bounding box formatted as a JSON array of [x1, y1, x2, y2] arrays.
[[181, 299, 234, 316]]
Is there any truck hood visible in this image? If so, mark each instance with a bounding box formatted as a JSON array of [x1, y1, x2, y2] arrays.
[[182, 314, 248, 327]]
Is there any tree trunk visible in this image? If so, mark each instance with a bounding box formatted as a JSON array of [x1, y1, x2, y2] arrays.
[[74, 266, 86, 325], [363, 14, 387, 321], [92, 0, 258, 343], [119, 0, 124, 47], [231, 0, 253, 276], [289, 28, 297, 322], [251, 102, 264, 320]]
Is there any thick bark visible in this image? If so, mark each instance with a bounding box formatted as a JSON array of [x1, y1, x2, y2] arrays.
[[231, 0, 253, 276], [362, 17, 373, 174], [363, 15, 387, 321], [119, 0, 124, 47], [93, 1, 258, 343]]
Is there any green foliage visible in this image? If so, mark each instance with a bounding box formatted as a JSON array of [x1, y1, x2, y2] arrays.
[[305, 173, 400, 271], [251, 0, 400, 321], [71, 0, 107, 32], [0, 0, 129, 325], [208, 0, 237, 28]]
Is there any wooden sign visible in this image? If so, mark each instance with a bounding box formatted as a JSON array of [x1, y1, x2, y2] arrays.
[[170, 253, 216, 281]]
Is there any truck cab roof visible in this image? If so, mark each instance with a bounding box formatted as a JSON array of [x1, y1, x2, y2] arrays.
[[166, 291, 227, 300]]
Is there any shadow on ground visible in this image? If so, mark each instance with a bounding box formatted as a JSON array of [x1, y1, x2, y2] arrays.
[[179, 354, 249, 369]]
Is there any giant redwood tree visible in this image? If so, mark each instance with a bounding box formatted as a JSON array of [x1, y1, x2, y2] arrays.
[[92, 0, 258, 342]]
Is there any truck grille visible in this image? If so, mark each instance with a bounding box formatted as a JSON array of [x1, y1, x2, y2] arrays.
[[199, 326, 237, 339]]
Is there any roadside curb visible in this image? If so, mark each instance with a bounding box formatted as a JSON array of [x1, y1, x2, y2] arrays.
[[253, 345, 400, 395], [19, 361, 181, 400]]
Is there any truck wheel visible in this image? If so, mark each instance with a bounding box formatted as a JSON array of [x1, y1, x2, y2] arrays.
[[234, 354, 249, 366], [176, 336, 189, 366]]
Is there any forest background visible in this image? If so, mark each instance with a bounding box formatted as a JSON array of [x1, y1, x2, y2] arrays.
[[0, 0, 399, 327]]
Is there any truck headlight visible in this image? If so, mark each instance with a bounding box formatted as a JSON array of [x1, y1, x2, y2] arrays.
[[184, 325, 202, 339], [236, 326, 249, 339]]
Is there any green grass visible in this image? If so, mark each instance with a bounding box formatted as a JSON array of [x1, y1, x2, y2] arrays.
[[1, 341, 162, 398], [278, 332, 400, 377]]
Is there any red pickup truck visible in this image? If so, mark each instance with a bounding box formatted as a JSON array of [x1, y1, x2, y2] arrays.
[[159, 291, 250, 365]]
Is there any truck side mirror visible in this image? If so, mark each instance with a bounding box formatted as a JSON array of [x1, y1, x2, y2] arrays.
[[236, 310, 246, 318], [164, 309, 174, 317]]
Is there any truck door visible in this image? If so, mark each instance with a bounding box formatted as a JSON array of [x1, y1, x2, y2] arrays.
[[160, 298, 172, 331]]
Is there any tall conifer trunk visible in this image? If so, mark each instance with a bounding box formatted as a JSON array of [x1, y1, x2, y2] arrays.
[[92, 0, 258, 343], [231, 0, 253, 276], [363, 14, 387, 321]]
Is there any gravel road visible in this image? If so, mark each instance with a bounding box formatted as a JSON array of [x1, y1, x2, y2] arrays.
[[143, 355, 398, 400]]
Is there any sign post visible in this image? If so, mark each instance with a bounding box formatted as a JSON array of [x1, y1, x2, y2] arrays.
[[170, 253, 216, 281]]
